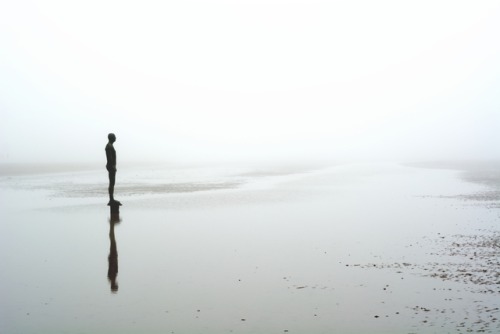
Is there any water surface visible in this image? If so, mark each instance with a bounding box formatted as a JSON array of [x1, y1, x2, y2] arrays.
[[1, 162, 498, 333]]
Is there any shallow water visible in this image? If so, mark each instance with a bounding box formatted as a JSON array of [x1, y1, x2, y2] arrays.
[[0, 162, 498, 333]]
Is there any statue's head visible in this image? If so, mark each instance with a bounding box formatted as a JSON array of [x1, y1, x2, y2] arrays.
[[108, 133, 116, 143]]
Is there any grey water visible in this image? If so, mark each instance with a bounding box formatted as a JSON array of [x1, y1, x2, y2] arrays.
[[1, 162, 498, 333]]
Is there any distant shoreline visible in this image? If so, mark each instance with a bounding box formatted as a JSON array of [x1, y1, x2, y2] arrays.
[[0, 163, 104, 176], [0, 161, 188, 176]]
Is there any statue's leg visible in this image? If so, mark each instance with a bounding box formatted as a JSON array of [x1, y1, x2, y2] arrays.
[[108, 171, 115, 202]]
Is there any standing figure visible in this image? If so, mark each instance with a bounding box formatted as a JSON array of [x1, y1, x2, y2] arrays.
[[105, 133, 121, 205]]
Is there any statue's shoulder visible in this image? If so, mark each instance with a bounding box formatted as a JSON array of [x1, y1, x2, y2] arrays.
[[105, 143, 114, 151]]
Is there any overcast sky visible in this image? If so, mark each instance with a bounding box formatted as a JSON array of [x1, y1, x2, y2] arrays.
[[1, 0, 499, 164]]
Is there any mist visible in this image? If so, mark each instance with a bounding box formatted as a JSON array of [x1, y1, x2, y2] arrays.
[[1, 0, 500, 165]]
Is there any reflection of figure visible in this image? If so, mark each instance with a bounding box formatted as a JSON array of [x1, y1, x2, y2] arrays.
[[105, 133, 121, 205], [108, 212, 120, 293]]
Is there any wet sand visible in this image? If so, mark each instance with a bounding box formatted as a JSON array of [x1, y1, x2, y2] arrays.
[[0, 162, 499, 333]]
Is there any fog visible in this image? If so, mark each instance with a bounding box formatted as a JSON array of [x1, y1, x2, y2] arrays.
[[1, 0, 500, 165]]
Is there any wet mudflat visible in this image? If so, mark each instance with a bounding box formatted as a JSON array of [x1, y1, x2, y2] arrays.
[[0, 162, 498, 333]]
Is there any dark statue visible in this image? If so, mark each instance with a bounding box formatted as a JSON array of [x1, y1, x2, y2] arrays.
[[105, 133, 121, 207]]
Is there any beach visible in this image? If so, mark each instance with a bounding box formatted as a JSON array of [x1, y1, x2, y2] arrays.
[[0, 162, 499, 334]]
